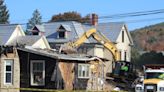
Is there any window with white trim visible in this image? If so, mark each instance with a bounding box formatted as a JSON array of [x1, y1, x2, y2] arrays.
[[31, 60, 45, 86], [4, 59, 13, 84], [78, 64, 90, 78]]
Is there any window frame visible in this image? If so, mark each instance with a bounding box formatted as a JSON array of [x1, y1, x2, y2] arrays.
[[30, 60, 45, 86], [122, 30, 124, 43], [4, 59, 13, 85], [124, 51, 127, 61], [58, 31, 65, 39], [78, 64, 90, 79]]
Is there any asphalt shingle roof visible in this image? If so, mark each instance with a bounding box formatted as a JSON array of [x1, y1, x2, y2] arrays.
[[97, 22, 124, 42], [35, 25, 45, 32], [42, 21, 88, 43], [82, 22, 124, 43], [61, 24, 71, 31], [0, 24, 18, 45], [8, 36, 42, 46], [33, 21, 125, 44]]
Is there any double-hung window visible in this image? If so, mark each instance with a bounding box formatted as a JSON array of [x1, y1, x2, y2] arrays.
[[78, 64, 90, 78], [4, 59, 13, 85], [31, 60, 45, 86]]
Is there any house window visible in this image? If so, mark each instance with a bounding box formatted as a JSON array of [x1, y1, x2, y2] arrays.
[[119, 51, 122, 61], [124, 51, 127, 61], [4, 59, 13, 84], [32, 32, 39, 35], [78, 47, 88, 54], [122, 31, 124, 42], [58, 31, 65, 38], [31, 60, 45, 86], [78, 64, 90, 78], [32, 27, 39, 35]]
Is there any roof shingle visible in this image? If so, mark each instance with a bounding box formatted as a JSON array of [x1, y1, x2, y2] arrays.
[[0, 24, 18, 45], [8, 36, 42, 46]]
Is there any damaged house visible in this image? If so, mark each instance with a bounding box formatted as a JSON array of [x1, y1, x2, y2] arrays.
[[0, 24, 107, 92], [17, 47, 107, 91], [0, 13, 134, 91], [30, 14, 133, 74], [0, 46, 107, 92], [0, 24, 24, 92]]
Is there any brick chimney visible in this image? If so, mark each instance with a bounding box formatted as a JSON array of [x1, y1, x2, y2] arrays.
[[91, 13, 98, 26]]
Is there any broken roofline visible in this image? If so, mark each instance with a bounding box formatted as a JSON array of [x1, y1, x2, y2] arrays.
[[17, 47, 108, 62]]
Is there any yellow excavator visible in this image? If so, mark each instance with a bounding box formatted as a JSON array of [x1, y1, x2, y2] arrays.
[[60, 28, 137, 91], [60, 28, 120, 61]]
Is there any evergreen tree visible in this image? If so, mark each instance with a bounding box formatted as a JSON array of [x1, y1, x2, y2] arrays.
[[27, 9, 42, 31], [0, 0, 9, 24]]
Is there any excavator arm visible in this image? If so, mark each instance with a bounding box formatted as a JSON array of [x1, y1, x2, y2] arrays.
[[60, 28, 120, 61], [91, 32, 120, 61]]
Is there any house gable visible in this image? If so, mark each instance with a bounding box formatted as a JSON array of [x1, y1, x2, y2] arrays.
[[6, 25, 25, 45], [115, 25, 133, 61], [116, 25, 133, 45], [32, 36, 51, 49]]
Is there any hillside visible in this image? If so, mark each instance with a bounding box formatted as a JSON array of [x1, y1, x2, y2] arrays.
[[131, 22, 164, 51]]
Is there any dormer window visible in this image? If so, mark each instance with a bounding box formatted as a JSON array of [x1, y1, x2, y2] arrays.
[[58, 31, 65, 38], [32, 27, 39, 35], [33, 32, 39, 35], [31, 25, 45, 36], [57, 25, 71, 39]]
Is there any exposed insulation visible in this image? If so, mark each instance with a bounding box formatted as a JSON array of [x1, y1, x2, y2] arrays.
[[58, 61, 75, 90]]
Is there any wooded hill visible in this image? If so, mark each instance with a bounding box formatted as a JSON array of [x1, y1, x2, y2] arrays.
[[131, 22, 164, 51]]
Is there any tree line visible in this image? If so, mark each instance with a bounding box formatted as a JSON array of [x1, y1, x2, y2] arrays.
[[131, 47, 164, 69]]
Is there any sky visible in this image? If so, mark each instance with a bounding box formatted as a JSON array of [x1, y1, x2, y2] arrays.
[[4, 0, 164, 30]]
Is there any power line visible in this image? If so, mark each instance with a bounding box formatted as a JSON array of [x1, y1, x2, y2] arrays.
[[99, 9, 164, 19], [18, 17, 164, 26], [99, 17, 164, 24], [9, 8, 164, 25]]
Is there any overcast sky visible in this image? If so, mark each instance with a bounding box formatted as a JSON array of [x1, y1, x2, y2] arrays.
[[5, 0, 164, 30]]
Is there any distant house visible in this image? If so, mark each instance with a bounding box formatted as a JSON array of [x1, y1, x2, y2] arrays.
[[30, 14, 133, 73], [0, 24, 25, 45]]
